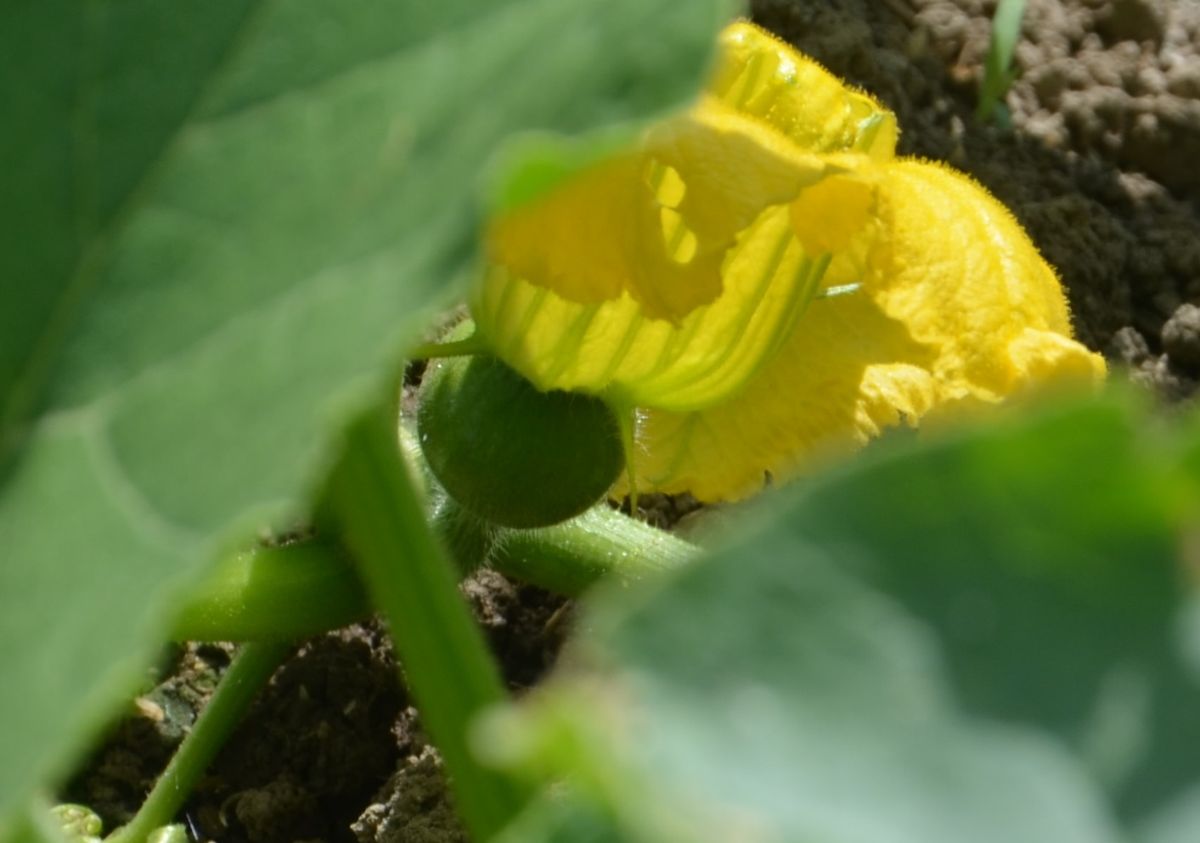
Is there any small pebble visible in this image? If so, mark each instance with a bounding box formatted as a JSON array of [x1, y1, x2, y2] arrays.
[[134, 696, 166, 723]]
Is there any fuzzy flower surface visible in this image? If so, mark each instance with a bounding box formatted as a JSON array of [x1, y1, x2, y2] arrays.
[[473, 21, 1105, 503]]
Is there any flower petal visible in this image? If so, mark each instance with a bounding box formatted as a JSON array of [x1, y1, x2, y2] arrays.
[[712, 22, 898, 161], [790, 172, 879, 254], [478, 111, 877, 410], [474, 22, 899, 411], [623, 159, 1106, 501], [475, 201, 832, 411], [485, 100, 853, 323]]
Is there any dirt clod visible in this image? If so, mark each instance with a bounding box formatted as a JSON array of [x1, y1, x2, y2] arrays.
[[1162, 303, 1200, 372], [351, 746, 466, 843]]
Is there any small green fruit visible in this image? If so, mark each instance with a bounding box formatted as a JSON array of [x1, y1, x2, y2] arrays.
[[418, 351, 623, 528]]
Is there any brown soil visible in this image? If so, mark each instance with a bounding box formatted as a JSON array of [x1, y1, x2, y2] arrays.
[[67, 1, 1200, 840], [67, 574, 568, 843]]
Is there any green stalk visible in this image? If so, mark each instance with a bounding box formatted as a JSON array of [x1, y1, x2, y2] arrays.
[[489, 504, 696, 597], [171, 542, 367, 642], [327, 409, 529, 840], [171, 501, 697, 643], [423, 494, 699, 594], [106, 641, 289, 843], [408, 331, 490, 361], [431, 497, 498, 577], [615, 408, 641, 517]]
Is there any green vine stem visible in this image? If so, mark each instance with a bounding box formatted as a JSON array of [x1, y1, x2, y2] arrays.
[[140, 416, 698, 841], [431, 497, 498, 576], [149, 450, 698, 839], [172, 501, 698, 642], [327, 409, 530, 840], [488, 503, 696, 596], [171, 541, 367, 642], [408, 330, 490, 361], [106, 641, 290, 843]]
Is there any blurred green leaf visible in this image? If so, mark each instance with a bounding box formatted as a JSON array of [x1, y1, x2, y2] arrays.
[[1138, 786, 1200, 843], [785, 395, 1198, 818], [0, 0, 730, 826], [485, 393, 1200, 841], [493, 790, 625, 843], [2, 809, 67, 843]]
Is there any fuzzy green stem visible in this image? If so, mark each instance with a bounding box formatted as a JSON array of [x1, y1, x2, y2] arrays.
[[327, 409, 529, 840], [615, 407, 640, 516], [422, 495, 698, 596], [171, 542, 367, 642], [170, 501, 697, 644], [432, 497, 498, 576], [408, 331, 489, 361], [106, 641, 289, 843], [490, 503, 697, 596]]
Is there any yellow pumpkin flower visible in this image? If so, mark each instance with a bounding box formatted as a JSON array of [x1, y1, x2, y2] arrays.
[[474, 23, 891, 413], [474, 21, 1106, 503]]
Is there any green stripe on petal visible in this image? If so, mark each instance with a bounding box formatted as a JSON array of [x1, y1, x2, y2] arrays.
[[475, 204, 831, 413], [473, 22, 898, 411]]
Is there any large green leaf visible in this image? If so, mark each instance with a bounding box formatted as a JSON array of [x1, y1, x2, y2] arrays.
[[783, 395, 1200, 819], [1138, 787, 1200, 843], [482, 393, 1200, 841], [0, 0, 730, 825]]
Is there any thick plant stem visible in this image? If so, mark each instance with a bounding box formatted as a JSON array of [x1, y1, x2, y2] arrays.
[[431, 496, 497, 577], [107, 641, 289, 843], [171, 501, 698, 643], [327, 409, 529, 841], [426, 496, 698, 593], [490, 504, 697, 597], [171, 542, 367, 642]]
